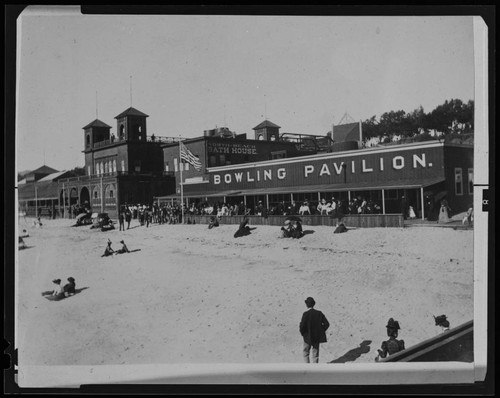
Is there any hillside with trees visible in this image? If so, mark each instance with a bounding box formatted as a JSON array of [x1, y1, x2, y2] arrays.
[[361, 99, 474, 146]]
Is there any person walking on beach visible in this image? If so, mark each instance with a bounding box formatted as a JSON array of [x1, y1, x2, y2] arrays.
[[299, 297, 330, 363]]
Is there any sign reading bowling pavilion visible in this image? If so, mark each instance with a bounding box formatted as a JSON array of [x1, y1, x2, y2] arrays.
[[207, 143, 445, 191]]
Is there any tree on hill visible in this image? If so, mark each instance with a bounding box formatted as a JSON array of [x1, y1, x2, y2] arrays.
[[361, 99, 474, 142]]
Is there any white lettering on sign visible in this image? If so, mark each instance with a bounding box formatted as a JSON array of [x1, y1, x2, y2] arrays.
[[393, 156, 404, 170], [277, 168, 286, 179], [304, 165, 315, 177], [211, 153, 431, 185], [362, 159, 373, 173], [319, 164, 331, 176], [413, 153, 426, 168], [333, 162, 344, 175]]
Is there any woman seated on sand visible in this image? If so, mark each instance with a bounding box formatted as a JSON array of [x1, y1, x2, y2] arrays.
[[280, 220, 293, 238], [18, 236, 27, 249], [41, 279, 66, 300], [101, 239, 115, 257], [116, 240, 130, 254], [234, 216, 251, 238], [375, 318, 405, 361], [208, 215, 220, 229], [290, 221, 303, 239], [63, 277, 76, 297], [333, 222, 348, 234]]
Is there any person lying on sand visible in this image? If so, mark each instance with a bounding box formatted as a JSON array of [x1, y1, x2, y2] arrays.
[[101, 239, 115, 257], [375, 318, 405, 361]]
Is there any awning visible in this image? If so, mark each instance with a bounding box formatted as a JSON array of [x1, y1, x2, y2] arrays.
[[155, 177, 445, 199]]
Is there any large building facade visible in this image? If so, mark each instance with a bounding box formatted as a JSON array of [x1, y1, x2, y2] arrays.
[[56, 107, 175, 218]]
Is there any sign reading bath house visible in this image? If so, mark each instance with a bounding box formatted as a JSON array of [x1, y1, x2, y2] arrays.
[[208, 142, 258, 155], [210, 145, 445, 189]]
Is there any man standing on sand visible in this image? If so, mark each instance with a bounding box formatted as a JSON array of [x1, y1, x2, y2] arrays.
[[299, 297, 330, 363]]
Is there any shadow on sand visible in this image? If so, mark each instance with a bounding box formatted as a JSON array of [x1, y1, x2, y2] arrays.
[[302, 230, 315, 235], [329, 340, 372, 363], [42, 287, 90, 301]]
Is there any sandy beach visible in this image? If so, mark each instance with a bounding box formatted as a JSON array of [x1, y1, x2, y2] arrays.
[[16, 216, 474, 366]]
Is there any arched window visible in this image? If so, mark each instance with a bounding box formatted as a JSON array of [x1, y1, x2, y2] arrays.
[[86, 134, 90, 146], [113, 160, 117, 172], [104, 162, 109, 174], [120, 124, 125, 139], [121, 160, 125, 172]]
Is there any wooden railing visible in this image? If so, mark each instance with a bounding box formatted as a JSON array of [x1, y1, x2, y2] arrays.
[[182, 214, 404, 228]]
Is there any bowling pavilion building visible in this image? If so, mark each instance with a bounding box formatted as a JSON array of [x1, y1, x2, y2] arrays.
[[159, 121, 474, 221]]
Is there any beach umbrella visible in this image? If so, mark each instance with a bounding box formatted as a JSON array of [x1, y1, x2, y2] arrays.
[[285, 215, 302, 223]]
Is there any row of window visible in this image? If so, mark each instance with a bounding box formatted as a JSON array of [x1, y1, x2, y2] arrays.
[[92, 159, 127, 176], [455, 168, 473, 196]]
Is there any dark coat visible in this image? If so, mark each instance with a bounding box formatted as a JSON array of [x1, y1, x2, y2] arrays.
[[300, 308, 330, 344]]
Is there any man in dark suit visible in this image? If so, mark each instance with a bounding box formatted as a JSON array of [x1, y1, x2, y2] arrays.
[[299, 297, 330, 363]]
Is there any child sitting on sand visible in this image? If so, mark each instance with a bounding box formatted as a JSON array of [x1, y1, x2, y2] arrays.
[[375, 318, 405, 361]]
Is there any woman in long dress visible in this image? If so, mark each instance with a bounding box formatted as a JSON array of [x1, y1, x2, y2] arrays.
[[438, 199, 451, 223]]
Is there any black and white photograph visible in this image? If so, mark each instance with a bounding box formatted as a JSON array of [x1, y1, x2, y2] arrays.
[[6, 5, 493, 392]]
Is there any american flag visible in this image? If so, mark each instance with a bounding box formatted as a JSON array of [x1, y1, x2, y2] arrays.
[[179, 141, 202, 171]]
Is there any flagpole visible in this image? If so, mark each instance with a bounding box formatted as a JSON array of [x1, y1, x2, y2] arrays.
[[179, 138, 184, 224]]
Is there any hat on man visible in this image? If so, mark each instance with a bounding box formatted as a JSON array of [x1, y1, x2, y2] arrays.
[[305, 297, 316, 307], [67, 277, 75, 282], [120, 240, 124, 244], [53, 279, 61, 284]]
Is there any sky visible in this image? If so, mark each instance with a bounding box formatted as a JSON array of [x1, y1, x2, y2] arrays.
[[15, 7, 476, 172]]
